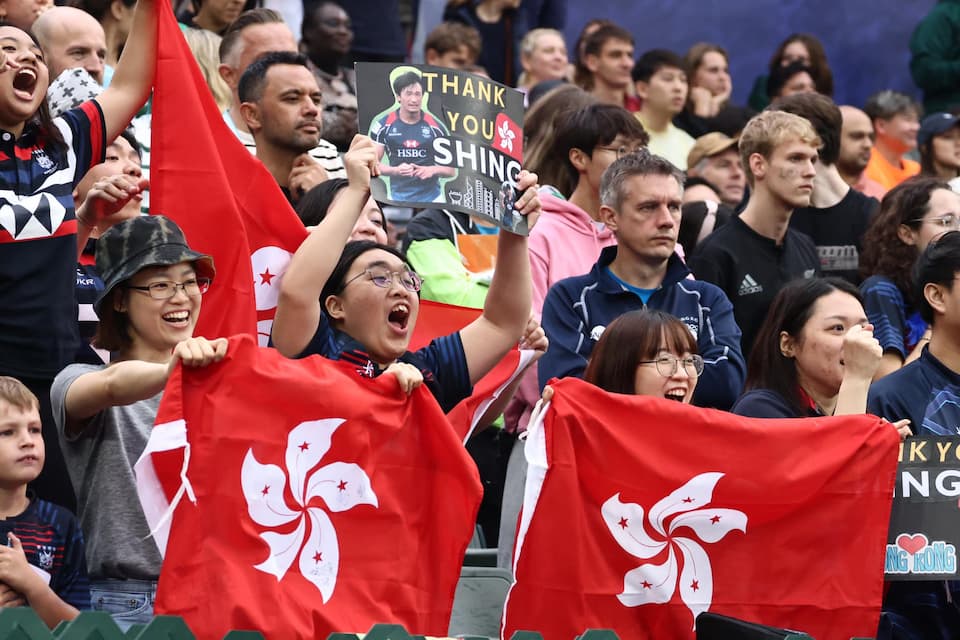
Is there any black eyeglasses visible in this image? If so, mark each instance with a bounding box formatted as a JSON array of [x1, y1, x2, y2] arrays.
[[638, 354, 705, 378], [342, 267, 423, 293], [126, 277, 211, 300]]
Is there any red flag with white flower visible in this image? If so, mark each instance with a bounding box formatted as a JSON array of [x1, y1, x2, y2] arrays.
[[136, 334, 481, 638], [503, 378, 899, 640]]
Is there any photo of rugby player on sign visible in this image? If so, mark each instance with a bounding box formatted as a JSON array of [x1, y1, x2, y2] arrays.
[[358, 63, 528, 234], [369, 68, 454, 202]]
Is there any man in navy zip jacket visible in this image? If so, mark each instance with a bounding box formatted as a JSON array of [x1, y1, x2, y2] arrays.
[[539, 150, 746, 409]]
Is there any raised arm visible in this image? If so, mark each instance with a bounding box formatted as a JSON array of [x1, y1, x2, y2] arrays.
[[834, 324, 882, 416], [95, 0, 157, 141], [61, 337, 227, 436], [458, 171, 540, 385], [271, 135, 380, 357]]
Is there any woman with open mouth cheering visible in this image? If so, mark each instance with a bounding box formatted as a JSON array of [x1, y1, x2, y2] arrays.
[[271, 134, 541, 412], [0, 0, 156, 514]]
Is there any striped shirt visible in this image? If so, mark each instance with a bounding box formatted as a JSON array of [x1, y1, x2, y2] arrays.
[[0, 101, 105, 378], [0, 498, 90, 610]]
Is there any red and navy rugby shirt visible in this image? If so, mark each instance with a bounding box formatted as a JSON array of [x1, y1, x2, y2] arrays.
[[0, 498, 90, 609], [0, 101, 105, 379]]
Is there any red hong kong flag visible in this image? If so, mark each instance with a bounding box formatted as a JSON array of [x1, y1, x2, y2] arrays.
[[150, 0, 307, 344], [135, 335, 482, 638], [503, 378, 899, 640]]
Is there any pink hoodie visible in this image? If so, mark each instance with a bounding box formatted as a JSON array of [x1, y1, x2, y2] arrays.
[[529, 194, 617, 315], [507, 194, 617, 432]]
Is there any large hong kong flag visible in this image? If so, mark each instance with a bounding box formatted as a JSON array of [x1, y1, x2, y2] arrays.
[[149, 0, 525, 441], [503, 378, 899, 640], [136, 334, 482, 638]]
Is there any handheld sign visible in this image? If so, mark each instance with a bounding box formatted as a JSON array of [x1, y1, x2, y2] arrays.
[[356, 63, 528, 235], [885, 436, 960, 580]]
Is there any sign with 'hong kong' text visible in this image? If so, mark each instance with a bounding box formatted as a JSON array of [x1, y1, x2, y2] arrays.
[[885, 436, 960, 581], [356, 63, 527, 235]]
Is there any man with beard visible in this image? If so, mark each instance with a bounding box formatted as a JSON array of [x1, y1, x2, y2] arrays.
[[838, 105, 886, 199], [238, 51, 330, 204], [33, 7, 107, 85], [218, 9, 344, 179], [300, 1, 357, 153]]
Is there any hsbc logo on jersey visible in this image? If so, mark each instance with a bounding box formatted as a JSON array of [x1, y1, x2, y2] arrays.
[[402, 140, 420, 148], [396, 147, 428, 159]]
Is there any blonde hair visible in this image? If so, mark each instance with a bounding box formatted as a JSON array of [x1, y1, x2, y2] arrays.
[[0, 377, 38, 413], [183, 26, 233, 111], [738, 110, 821, 186], [518, 28, 566, 88]]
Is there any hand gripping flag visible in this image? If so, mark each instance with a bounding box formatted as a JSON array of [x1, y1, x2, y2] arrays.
[[135, 334, 482, 638], [503, 378, 899, 640]]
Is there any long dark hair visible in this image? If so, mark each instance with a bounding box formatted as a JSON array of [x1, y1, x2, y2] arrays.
[[768, 33, 834, 97], [296, 179, 387, 230], [859, 176, 952, 298], [19, 27, 66, 154], [745, 277, 861, 415], [919, 134, 960, 179], [584, 309, 697, 395]]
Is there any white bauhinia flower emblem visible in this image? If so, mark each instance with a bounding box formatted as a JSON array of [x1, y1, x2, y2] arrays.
[[241, 419, 378, 602], [601, 472, 747, 629], [497, 120, 515, 153]]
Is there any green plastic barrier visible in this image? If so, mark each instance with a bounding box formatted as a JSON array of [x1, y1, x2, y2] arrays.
[[0, 609, 631, 640]]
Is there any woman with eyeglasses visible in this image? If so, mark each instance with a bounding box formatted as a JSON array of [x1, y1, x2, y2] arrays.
[[271, 135, 541, 411], [50, 215, 227, 629], [581, 309, 702, 402], [860, 177, 960, 380], [732, 278, 909, 434]]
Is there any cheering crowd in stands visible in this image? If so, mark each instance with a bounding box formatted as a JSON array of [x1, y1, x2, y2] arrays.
[[0, 0, 958, 637]]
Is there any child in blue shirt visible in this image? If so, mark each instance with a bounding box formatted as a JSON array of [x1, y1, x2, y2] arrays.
[[0, 376, 88, 627]]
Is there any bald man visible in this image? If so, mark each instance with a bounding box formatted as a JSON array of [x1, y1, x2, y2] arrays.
[[33, 6, 107, 85], [838, 105, 886, 199]]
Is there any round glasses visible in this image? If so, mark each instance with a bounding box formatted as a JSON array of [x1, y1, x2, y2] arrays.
[[343, 267, 423, 293], [126, 277, 211, 300], [639, 354, 704, 378]]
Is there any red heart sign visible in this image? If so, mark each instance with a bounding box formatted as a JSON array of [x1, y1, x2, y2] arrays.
[[896, 533, 929, 556]]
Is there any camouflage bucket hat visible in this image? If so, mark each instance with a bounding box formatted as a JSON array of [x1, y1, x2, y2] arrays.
[[94, 215, 215, 314]]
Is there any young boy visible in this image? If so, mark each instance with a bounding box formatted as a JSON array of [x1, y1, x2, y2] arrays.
[[0, 377, 88, 627]]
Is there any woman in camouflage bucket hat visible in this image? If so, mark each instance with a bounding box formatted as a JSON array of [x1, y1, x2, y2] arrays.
[[49, 215, 227, 631]]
